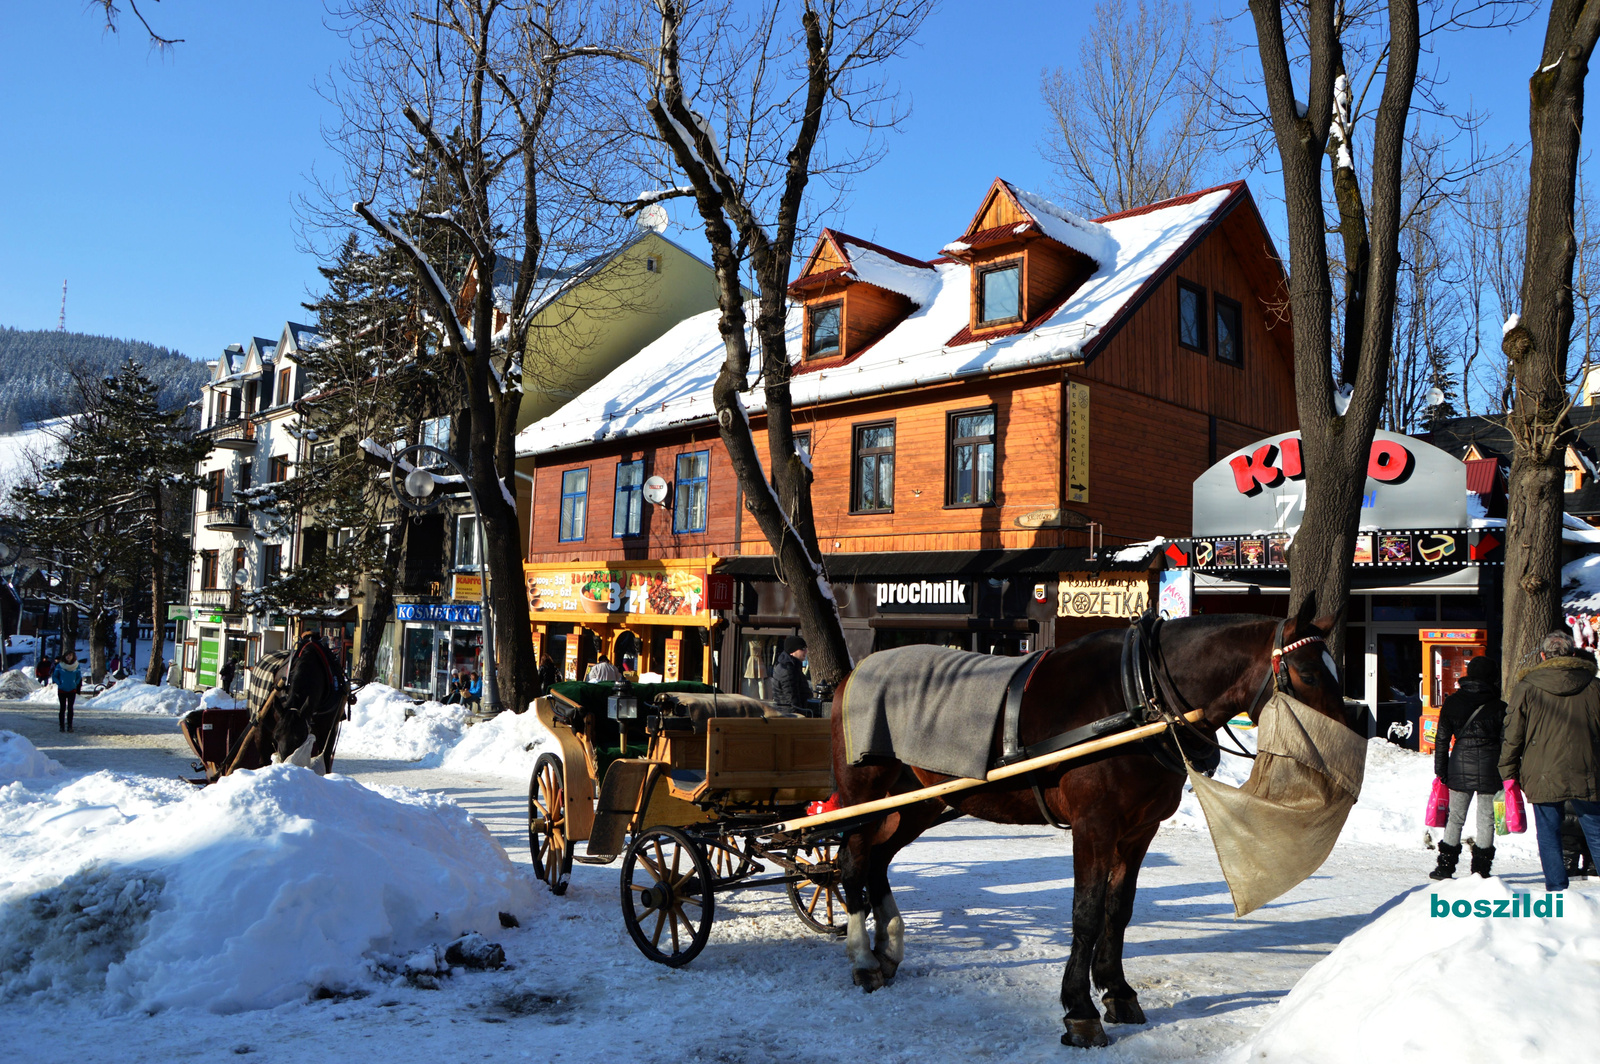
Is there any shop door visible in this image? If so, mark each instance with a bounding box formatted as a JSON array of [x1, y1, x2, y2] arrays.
[[434, 629, 452, 700], [1370, 629, 1424, 749], [401, 625, 434, 693]]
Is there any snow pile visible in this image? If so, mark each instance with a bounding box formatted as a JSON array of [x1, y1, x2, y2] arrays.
[[198, 687, 244, 710], [0, 764, 533, 1012], [26, 683, 59, 704], [1245, 877, 1600, 1063], [0, 669, 39, 699], [438, 707, 558, 779], [84, 682, 200, 717], [0, 731, 61, 783], [336, 684, 468, 765]]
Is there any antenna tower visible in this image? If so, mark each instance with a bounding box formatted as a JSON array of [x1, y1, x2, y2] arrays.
[[58, 280, 67, 332]]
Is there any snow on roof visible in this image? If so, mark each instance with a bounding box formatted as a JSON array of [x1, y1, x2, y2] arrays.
[[285, 321, 322, 352], [516, 186, 1234, 458], [1563, 551, 1600, 611], [832, 234, 937, 306], [1006, 183, 1116, 266]]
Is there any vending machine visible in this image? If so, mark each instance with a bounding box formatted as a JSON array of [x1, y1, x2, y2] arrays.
[[1419, 628, 1488, 754]]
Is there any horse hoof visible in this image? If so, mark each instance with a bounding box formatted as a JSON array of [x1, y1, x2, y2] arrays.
[[1060, 1019, 1110, 1048], [853, 967, 886, 993], [1101, 997, 1146, 1025], [872, 951, 900, 982]]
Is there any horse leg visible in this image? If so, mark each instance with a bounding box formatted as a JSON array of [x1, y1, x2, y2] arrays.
[[1093, 822, 1159, 1025], [1060, 827, 1112, 1049], [839, 826, 885, 991]]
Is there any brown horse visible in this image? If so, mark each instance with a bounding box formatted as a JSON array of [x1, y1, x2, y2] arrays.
[[829, 611, 1351, 1048]]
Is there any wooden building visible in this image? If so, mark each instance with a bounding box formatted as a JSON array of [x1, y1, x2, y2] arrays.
[[516, 179, 1298, 691]]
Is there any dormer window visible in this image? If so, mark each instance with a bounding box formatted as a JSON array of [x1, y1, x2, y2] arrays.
[[978, 261, 1022, 326], [277, 368, 292, 406], [808, 301, 843, 360]]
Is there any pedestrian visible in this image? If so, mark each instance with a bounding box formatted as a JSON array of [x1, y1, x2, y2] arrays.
[[52, 651, 83, 733], [1499, 630, 1600, 892], [219, 656, 238, 695], [770, 635, 812, 713], [1428, 655, 1506, 880], [538, 653, 559, 694], [586, 654, 621, 683], [462, 669, 482, 708], [34, 653, 51, 684]]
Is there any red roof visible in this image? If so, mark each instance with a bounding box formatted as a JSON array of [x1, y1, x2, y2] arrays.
[[829, 230, 932, 271], [1091, 180, 1249, 223], [1465, 457, 1500, 494]]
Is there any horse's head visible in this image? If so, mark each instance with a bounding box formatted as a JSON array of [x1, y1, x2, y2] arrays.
[[1258, 606, 1355, 732], [270, 636, 341, 766]]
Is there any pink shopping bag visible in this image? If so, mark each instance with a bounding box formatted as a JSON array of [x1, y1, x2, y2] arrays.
[[1425, 777, 1451, 828], [1503, 779, 1528, 833]]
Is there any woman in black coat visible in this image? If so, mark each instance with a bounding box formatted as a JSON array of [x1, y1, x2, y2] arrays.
[[1428, 655, 1506, 880]]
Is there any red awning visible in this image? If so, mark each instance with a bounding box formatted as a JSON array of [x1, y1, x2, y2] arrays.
[[1465, 457, 1499, 494]]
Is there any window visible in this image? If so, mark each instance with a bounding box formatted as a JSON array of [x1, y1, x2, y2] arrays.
[[947, 408, 997, 506], [808, 301, 843, 360], [270, 455, 290, 482], [559, 468, 589, 542], [454, 514, 480, 569], [232, 547, 247, 587], [277, 368, 292, 406], [852, 422, 895, 512], [1214, 295, 1243, 366], [200, 550, 219, 590], [1177, 279, 1206, 351], [977, 261, 1022, 326], [261, 545, 281, 587], [204, 469, 224, 510], [420, 416, 450, 454], [794, 432, 812, 465], [674, 451, 710, 533], [238, 461, 253, 494], [613, 459, 644, 538]]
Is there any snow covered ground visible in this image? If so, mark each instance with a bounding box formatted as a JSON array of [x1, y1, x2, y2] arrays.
[[0, 698, 1585, 1064]]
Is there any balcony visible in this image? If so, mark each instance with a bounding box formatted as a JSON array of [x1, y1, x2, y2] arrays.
[[190, 589, 242, 615], [205, 418, 257, 451], [202, 505, 252, 532]]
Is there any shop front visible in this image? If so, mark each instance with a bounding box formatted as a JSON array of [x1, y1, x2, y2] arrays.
[[1164, 428, 1503, 741], [523, 558, 722, 683], [394, 601, 484, 701]]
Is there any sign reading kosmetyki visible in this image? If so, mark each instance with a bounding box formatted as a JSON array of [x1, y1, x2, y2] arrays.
[[1192, 429, 1467, 537], [875, 580, 973, 614], [395, 602, 481, 625]]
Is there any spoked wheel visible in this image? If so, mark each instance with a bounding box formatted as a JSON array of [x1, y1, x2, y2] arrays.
[[529, 753, 573, 895], [786, 841, 847, 936], [705, 834, 760, 887], [620, 826, 716, 967]]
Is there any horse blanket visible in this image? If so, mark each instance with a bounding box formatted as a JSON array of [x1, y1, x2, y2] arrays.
[[840, 645, 1036, 781], [1186, 691, 1367, 917], [245, 649, 292, 718]]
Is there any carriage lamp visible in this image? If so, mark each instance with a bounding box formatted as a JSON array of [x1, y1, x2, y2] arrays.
[[404, 467, 436, 500], [607, 679, 638, 721]]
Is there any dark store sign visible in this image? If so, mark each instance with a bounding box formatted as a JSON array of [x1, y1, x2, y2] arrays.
[[875, 580, 974, 614], [1164, 528, 1503, 571], [1192, 429, 1467, 537]]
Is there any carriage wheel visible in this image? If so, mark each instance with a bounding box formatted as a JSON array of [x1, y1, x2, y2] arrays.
[[786, 841, 847, 937], [705, 834, 760, 887], [529, 754, 573, 895], [620, 826, 715, 967]]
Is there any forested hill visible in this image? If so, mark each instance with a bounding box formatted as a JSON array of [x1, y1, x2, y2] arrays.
[[0, 326, 209, 429]]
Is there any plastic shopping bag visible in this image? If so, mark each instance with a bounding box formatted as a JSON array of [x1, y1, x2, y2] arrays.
[[1425, 777, 1451, 828], [1503, 779, 1528, 834], [1494, 792, 1508, 835]]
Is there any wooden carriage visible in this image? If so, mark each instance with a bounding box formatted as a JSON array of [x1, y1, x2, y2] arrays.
[[528, 682, 845, 966]]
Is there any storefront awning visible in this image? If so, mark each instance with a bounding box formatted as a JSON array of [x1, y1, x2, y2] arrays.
[[721, 547, 1149, 581]]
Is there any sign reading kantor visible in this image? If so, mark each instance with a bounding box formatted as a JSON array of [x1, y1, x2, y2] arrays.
[[1058, 573, 1150, 618]]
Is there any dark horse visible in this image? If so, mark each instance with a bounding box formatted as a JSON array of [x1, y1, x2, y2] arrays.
[[830, 612, 1351, 1048], [229, 633, 350, 776]]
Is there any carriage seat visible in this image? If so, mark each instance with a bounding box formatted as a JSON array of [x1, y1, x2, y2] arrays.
[[654, 691, 804, 729]]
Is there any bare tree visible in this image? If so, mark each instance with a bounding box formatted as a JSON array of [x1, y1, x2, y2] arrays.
[[1500, 2, 1600, 680], [90, 0, 181, 47], [321, 0, 635, 712], [1040, 0, 1228, 215], [597, 0, 934, 687]]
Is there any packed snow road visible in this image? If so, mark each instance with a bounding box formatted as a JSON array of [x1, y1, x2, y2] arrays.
[[0, 699, 1580, 1064]]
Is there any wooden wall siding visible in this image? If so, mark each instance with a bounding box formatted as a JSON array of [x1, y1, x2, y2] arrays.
[[1025, 241, 1096, 320], [972, 185, 1028, 232], [844, 285, 913, 359], [1076, 211, 1296, 434], [805, 236, 846, 275]]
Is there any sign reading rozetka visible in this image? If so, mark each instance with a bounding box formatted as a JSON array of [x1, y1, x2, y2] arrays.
[[1058, 573, 1150, 618], [524, 564, 707, 619]]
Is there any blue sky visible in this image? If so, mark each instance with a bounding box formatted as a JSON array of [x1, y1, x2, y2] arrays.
[[0, 2, 1547, 365]]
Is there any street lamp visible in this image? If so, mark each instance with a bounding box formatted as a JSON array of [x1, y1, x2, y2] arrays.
[[389, 442, 502, 717]]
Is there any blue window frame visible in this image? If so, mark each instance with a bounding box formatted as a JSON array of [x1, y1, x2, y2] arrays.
[[613, 459, 644, 538], [673, 451, 709, 534], [559, 468, 589, 542]]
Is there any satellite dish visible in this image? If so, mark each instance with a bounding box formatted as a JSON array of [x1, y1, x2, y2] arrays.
[[636, 203, 670, 233], [642, 476, 670, 505]]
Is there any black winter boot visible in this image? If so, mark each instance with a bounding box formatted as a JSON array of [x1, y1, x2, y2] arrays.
[[1469, 843, 1496, 878], [1429, 841, 1462, 880]]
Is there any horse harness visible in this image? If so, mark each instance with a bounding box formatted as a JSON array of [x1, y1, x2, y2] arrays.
[[249, 635, 349, 756], [990, 612, 1324, 830]]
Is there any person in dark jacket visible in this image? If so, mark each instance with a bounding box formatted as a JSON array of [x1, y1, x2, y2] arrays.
[[770, 635, 812, 713], [1428, 655, 1506, 879], [52, 651, 83, 733], [538, 654, 559, 695], [1499, 630, 1600, 892]]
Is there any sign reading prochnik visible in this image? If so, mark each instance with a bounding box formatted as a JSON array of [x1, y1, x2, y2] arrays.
[[875, 580, 973, 614]]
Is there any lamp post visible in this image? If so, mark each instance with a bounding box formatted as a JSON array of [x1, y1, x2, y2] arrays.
[[388, 443, 502, 717]]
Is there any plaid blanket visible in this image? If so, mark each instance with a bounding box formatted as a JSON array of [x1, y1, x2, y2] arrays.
[[246, 649, 293, 719]]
